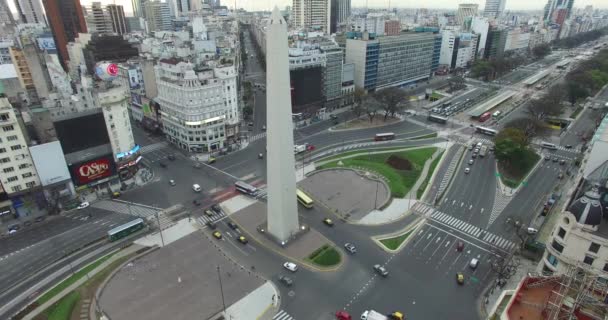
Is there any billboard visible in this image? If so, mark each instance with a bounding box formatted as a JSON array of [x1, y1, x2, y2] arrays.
[[128, 69, 140, 88], [131, 92, 142, 106], [54, 112, 110, 154], [290, 67, 323, 107], [30, 141, 71, 187], [116, 144, 140, 160], [95, 62, 119, 81], [70, 155, 116, 186], [36, 37, 56, 51]]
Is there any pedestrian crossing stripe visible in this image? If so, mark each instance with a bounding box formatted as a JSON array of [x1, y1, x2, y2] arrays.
[[139, 142, 169, 154], [197, 211, 227, 225], [273, 310, 295, 320]]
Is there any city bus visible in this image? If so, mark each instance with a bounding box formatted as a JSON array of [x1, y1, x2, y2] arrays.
[[296, 188, 314, 209], [475, 126, 498, 136], [478, 112, 492, 122], [108, 218, 145, 242], [540, 142, 558, 150], [235, 181, 258, 196], [374, 133, 396, 141], [427, 114, 448, 124]]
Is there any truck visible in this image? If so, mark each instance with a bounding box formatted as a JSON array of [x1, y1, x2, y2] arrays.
[[479, 146, 488, 158], [362, 310, 404, 320], [294, 144, 307, 154]]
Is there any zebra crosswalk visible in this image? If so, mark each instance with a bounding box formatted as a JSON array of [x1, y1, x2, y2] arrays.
[[410, 202, 517, 252], [273, 310, 295, 320], [91, 200, 160, 218], [139, 141, 169, 154], [197, 210, 227, 225], [248, 132, 267, 142]]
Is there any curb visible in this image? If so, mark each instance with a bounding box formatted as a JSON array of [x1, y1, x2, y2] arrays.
[[418, 148, 447, 202], [328, 116, 405, 132]]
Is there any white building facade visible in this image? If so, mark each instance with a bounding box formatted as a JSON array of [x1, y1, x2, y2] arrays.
[[98, 84, 135, 161]]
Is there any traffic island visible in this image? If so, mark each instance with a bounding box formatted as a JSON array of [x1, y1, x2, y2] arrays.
[[496, 148, 540, 190], [373, 219, 423, 253], [306, 244, 341, 267]]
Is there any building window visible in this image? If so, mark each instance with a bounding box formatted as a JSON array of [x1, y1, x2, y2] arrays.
[[557, 227, 566, 238], [10, 145, 21, 151], [11, 185, 21, 192], [18, 163, 29, 169], [3, 167, 14, 173], [547, 254, 558, 267], [589, 242, 600, 254], [2, 125, 14, 131], [25, 181, 36, 188], [604, 263, 608, 272], [0, 157, 10, 163], [0, 113, 9, 121], [22, 172, 32, 178], [7, 135, 18, 141], [551, 240, 564, 253], [7, 176, 18, 182], [0, 148, 5, 153], [583, 256, 594, 265]]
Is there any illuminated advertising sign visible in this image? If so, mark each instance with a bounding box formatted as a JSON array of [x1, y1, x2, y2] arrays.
[[95, 62, 119, 81], [128, 69, 140, 88], [70, 156, 116, 186], [37, 37, 56, 51], [116, 144, 141, 159], [131, 93, 142, 106]]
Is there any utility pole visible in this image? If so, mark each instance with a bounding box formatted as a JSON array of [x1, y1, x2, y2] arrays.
[[155, 210, 165, 247], [217, 265, 227, 314]]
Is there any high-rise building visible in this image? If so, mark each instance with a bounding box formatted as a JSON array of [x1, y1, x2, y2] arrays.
[[0, 98, 41, 196], [107, 4, 128, 35], [544, 0, 575, 22], [457, 3, 478, 26], [439, 30, 479, 70], [292, 0, 331, 33], [176, 0, 190, 13], [384, 20, 400, 36], [42, 0, 87, 70], [143, 1, 172, 32], [84, 2, 113, 34], [203, 0, 220, 8], [132, 0, 145, 18], [483, 26, 507, 59], [14, 0, 46, 25], [329, 0, 350, 34], [0, 0, 15, 27], [483, 0, 506, 18], [345, 32, 439, 92]]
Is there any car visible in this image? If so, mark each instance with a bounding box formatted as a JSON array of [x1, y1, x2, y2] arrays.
[[193, 162, 202, 169], [206, 221, 217, 229], [193, 199, 202, 206], [237, 235, 248, 244], [361, 310, 369, 320], [457, 272, 465, 284], [559, 159, 566, 165], [262, 125, 266, 131], [283, 262, 298, 272], [227, 221, 239, 230], [471, 153, 477, 159], [468, 145, 473, 151], [169, 179, 176, 186], [323, 218, 334, 226], [211, 204, 222, 214], [208, 157, 216, 164], [77, 202, 90, 210], [565, 145, 572, 149], [159, 161, 167, 168], [167, 154, 176, 161], [278, 275, 293, 287], [330, 114, 338, 119], [469, 258, 479, 269], [193, 184, 201, 192], [489, 146, 495, 152], [335, 311, 352, 320], [204, 209, 214, 217], [464, 168, 470, 174], [306, 144, 316, 151], [553, 157, 558, 162], [527, 227, 538, 235], [476, 142, 483, 148], [373, 264, 388, 277], [474, 148, 480, 153], [545, 155, 550, 161], [248, 122, 254, 127], [344, 243, 357, 254], [456, 241, 464, 252], [8, 229, 17, 235], [34, 216, 45, 223], [468, 159, 474, 165], [111, 191, 121, 198], [212, 231, 222, 239], [558, 172, 564, 179]]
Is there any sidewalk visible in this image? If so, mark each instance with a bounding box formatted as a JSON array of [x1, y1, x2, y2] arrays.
[[22, 245, 144, 320], [224, 281, 279, 320], [134, 218, 198, 247]]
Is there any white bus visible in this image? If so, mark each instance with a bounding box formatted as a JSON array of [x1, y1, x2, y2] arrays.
[[540, 142, 558, 150], [235, 181, 258, 196]]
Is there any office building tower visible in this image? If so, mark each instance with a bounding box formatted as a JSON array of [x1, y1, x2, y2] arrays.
[[329, 0, 350, 34], [292, 0, 331, 33], [483, 0, 506, 18], [384, 20, 400, 36], [84, 2, 113, 34], [143, 1, 172, 32], [0, 0, 15, 27], [457, 3, 478, 26], [43, 0, 87, 70], [14, 0, 46, 24], [544, 0, 575, 22], [176, 0, 190, 13], [345, 32, 439, 91], [107, 4, 128, 35]]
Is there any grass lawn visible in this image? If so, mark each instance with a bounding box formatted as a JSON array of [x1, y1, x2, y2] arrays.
[[318, 146, 413, 164], [319, 147, 437, 198], [307, 245, 341, 267], [44, 290, 80, 320], [430, 92, 444, 100], [498, 148, 540, 188], [37, 252, 116, 306], [570, 106, 584, 119], [411, 133, 438, 140], [417, 151, 444, 199], [379, 229, 415, 250]]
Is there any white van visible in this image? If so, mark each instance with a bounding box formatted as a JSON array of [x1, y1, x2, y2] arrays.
[[540, 142, 558, 150], [192, 184, 201, 192]]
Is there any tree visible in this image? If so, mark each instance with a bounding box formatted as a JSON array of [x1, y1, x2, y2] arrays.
[[531, 43, 551, 60], [374, 87, 407, 121], [526, 97, 563, 120], [471, 60, 494, 80], [494, 128, 527, 164], [352, 88, 366, 118], [503, 117, 548, 146], [448, 75, 466, 92], [364, 96, 382, 123]]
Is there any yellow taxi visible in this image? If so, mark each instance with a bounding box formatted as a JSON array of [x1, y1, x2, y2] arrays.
[[212, 231, 222, 239], [323, 218, 334, 226], [457, 272, 465, 285], [208, 157, 216, 164], [237, 235, 248, 244]]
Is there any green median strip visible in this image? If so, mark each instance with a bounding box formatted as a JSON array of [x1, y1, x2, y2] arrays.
[[417, 151, 444, 199], [45, 290, 80, 320], [379, 229, 415, 251], [410, 133, 438, 140], [307, 244, 341, 267]]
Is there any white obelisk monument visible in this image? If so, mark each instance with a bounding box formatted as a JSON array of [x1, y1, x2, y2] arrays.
[[266, 7, 300, 243]]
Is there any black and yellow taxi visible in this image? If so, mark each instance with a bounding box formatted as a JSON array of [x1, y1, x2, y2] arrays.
[[456, 272, 465, 285], [212, 231, 222, 239], [237, 235, 248, 244], [323, 218, 334, 226]]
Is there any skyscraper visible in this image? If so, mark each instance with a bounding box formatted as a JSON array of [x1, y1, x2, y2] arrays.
[[292, 0, 331, 33], [483, 0, 506, 18], [329, 0, 350, 34], [107, 4, 128, 35], [42, 0, 88, 70], [84, 2, 113, 34], [0, 0, 15, 27], [457, 3, 478, 26], [143, 1, 172, 32], [544, 0, 575, 22], [14, 0, 46, 24]]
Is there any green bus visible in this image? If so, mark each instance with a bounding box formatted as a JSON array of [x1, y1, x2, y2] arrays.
[[108, 218, 145, 242]]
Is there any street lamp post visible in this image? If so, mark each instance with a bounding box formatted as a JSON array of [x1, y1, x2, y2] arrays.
[[155, 209, 165, 247], [217, 265, 227, 314], [374, 179, 379, 209]]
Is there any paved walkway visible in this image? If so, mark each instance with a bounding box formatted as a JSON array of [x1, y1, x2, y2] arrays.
[[224, 281, 279, 320], [134, 218, 197, 247]]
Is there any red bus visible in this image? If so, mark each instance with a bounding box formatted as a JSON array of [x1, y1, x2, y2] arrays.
[[478, 112, 492, 122], [374, 133, 396, 141]]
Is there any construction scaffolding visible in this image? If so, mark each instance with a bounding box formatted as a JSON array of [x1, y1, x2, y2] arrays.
[[541, 264, 608, 320]]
